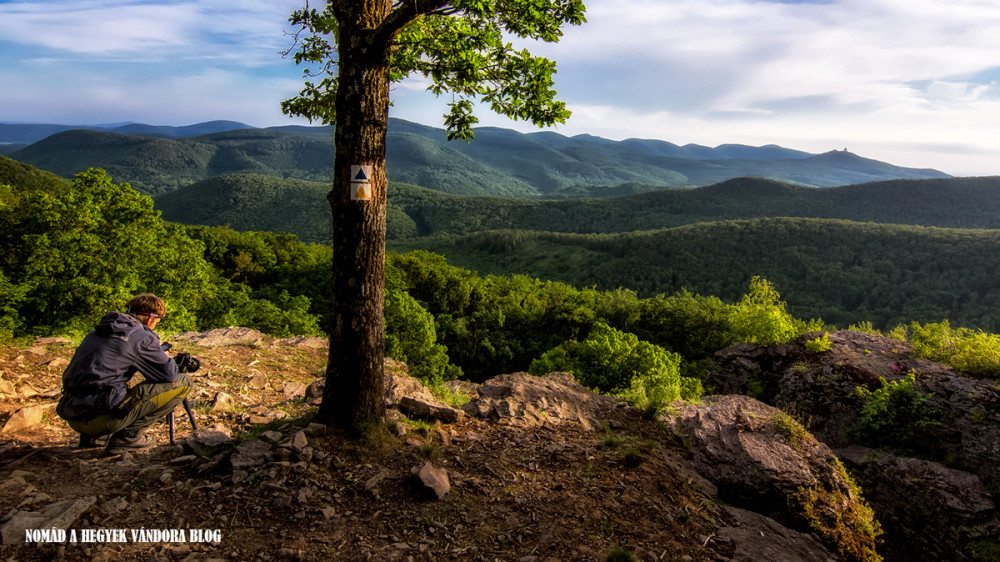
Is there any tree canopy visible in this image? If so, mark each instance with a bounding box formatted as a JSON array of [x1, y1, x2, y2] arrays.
[[281, 0, 586, 139]]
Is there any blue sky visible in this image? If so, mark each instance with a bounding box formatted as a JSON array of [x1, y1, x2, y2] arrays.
[[2, 0, 1000, 176]]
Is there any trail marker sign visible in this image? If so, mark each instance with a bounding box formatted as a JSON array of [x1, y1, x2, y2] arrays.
[[350, 164, 373, 202]]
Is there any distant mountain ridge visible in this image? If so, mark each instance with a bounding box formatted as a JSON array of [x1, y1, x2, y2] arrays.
[[151, 173, 1000, 245], [0, 120, 254, 144], [3, 154, 998, 333], [2, 118, 949, 196]]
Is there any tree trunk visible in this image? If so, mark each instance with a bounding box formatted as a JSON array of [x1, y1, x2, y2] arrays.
[[317, 2, 392, 432]]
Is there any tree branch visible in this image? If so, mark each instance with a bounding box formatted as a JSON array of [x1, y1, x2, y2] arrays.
[[376, 0, 454, 47]]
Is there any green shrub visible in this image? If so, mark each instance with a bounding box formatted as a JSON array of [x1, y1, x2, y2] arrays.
[[605, 547, 638, 562], [429, 383, 471, 407], [770, 410, 809, 452], [1, 170, 216, 335], [907, 320, 1000, 378], [384, 267, 462, 385], [728, 277, 799, 346], [805, 332, 833, 353], [529, 322, 693, 411], [848, 321, 881, 335], [850, 373, 939, 453], [197, 284, 321, 337]]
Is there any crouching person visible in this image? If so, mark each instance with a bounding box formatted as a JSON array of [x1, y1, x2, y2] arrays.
[[56, 293, 192, 453]]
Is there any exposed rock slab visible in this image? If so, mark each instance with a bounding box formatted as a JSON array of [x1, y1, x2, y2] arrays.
[[229, 438, 271, 470], [185, 426, 233, 457], [0, 496, 96, 544], [383, 369, 464, 424], [838, 445, 1000, 562], [710, 330, 1000, 490], [0, 405, 50, 435], [671, 395, 879, 562], [715, 506, 837, 562], [461, 372, 616, 430], [172, 327, 268, 347], [274, 335, 327, 348]]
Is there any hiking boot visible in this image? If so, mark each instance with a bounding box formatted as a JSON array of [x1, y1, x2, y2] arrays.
[[106, 431, 156, 454], [77, 434, 109, 449]]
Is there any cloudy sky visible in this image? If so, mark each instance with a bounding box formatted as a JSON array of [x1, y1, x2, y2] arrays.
[[1, 0, 999, 176]]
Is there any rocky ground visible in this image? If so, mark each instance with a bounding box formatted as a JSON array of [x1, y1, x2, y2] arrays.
[[11, 327, 982, 561], [710, 330, 1000, 561], [0, 327, 775, 562]]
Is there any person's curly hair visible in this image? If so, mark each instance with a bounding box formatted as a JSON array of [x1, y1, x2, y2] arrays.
[[125, 293, 166, 316]]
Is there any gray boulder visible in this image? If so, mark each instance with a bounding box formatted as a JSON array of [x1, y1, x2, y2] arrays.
[[838, 445, 1000, 562], [670, 395, 880, 562], [714, 506, 837, 562], [413, 462, 450, 500], [461, 372, 616, 430], [383, 369, 464, 423], [0, 496, 96, 544], [710, 330, 1000, 490]]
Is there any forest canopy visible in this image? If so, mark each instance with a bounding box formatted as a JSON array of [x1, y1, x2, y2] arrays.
[[5, 168, 1000, 402]]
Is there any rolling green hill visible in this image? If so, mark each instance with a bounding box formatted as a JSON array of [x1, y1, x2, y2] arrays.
[[148, 171, 1000, 331], [0, 155, 69, 193], [8, 128, 335, 195], [0, 120, 254, 144], [8, 118, 949, 197], [6, 141, 993, 336], [394, 218, 1000, 332], [154, 174, 333, 243], [153, 174, 1000, 244]]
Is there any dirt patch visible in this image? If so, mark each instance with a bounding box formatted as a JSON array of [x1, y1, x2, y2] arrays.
[[0, 332, 737, 561]]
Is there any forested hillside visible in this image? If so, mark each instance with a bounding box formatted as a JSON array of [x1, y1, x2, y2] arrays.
[[148, 170, 1000, 332], [6, 118, 949, 197], [0, 161, 813, 390], [389, 175, 1000, 235], [396, 218, 1000, 331], [9, 160, 1000, 399], [8, 128, 336, 195], [155, 174, 1000, 245]]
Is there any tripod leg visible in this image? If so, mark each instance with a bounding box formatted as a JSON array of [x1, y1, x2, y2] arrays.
[[168, 410, 175, 445], [182, 398, 198, 431]]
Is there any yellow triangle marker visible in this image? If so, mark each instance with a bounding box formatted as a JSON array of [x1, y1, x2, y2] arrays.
[[352, 183, 371, 201]]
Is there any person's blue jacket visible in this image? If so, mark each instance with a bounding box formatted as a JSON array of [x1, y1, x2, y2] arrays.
[[56, 312, 178, 421]]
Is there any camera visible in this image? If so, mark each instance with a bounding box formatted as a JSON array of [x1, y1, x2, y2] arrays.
[[174, 353, 200, 373], [162, 343, 200, 373]]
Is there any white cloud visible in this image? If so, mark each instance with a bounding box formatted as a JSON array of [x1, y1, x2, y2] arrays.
[[542, 0, 998, 96], [484, 0, 1000, 174], [0, 0, 304, 64], [3, 0, 1000, 176]]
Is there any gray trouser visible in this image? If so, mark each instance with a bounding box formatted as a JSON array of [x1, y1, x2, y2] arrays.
[[67, 373, 192, 438]]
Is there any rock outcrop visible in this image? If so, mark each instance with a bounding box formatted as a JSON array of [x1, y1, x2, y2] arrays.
[[709, 330, 1000, 561], [838, 445, 1000, 562], [710, 330, 1000, 487], [461, 371, 618, 429], [671, 395, 880, 562], [714, 506, 838, 562], [384, 365, 464, 423], [0, 495, 96, 545]]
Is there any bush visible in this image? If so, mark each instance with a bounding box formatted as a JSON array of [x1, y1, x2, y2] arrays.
[[529, 322, 696, 411], [906, 320, 1000, 378], [197, 284, 321, 337], [728, 277, 799, 346], [850, 373, 939, 453], [384, 272, 461, 385], [805, 332, 832, 353], [1, 170, 216, 335]]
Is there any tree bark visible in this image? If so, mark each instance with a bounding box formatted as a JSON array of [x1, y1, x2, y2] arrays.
[[317, 1, 393, 432]]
